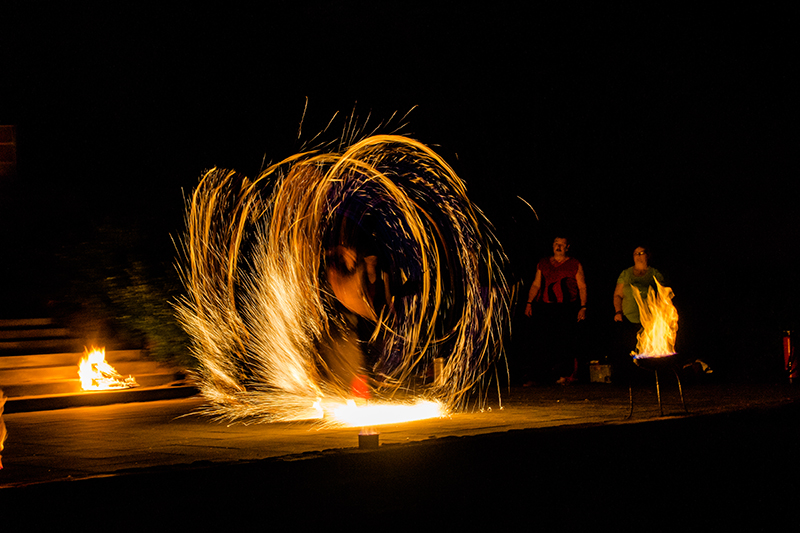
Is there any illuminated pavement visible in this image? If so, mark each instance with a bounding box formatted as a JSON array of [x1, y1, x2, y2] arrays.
[[2, 381, 799, 528]]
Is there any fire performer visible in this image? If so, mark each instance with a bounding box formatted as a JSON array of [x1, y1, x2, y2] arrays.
[[613, 245, 666, 379], [176, 131, 511, 423], [524, 236, 588, 385]]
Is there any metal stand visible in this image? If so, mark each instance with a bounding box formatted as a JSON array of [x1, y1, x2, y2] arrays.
[[627, 362, 689, 418]]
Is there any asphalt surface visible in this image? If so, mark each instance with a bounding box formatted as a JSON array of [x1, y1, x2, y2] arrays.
[[2, 379, 799, 529]]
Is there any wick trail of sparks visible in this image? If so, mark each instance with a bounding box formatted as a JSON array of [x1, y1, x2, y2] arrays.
[[176, 133, 511, 426]]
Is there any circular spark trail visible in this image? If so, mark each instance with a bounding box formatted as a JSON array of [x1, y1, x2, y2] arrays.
[[177, 134, 511, 424]]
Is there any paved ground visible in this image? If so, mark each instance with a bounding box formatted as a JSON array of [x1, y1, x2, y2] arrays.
[[1, 379, 799, 529]]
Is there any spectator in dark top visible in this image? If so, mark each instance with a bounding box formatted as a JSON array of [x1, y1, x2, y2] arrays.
[[524, 236, 587, 385]]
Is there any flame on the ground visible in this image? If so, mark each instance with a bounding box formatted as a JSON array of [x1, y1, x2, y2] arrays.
[[0, 389, 6, 469], [312, 398, 445, 427], [632, 278, 679, 358], [176, 132, 511, 423], [78, 348, 139, 391]]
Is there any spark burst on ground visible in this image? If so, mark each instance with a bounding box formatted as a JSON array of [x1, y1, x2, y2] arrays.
[[176, 130, 511, 425]]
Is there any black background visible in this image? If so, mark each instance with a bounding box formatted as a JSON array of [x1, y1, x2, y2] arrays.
[[1, 3, 797, 378]]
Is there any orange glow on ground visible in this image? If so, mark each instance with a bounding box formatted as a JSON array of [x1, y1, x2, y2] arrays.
[[330, 398, 445, 427], [304, 397, 446, 427]]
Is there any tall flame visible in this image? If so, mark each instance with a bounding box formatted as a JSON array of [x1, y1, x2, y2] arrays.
[[632, 278, 679, 357]]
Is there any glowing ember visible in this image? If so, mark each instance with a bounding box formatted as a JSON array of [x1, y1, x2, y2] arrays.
[[78, 348, 139, 390], [631, 278, 679, 358]]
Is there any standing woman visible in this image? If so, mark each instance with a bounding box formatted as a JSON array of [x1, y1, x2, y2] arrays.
[[613, 246, 665, 378]]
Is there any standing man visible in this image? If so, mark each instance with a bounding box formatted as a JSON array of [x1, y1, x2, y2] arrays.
[[524, 236, 588, 384]]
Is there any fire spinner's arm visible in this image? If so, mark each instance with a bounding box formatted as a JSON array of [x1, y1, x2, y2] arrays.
[[524, 268, 542, 317]]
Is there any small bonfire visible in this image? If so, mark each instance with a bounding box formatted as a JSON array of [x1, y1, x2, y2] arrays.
[[78, 348, 139, 391]]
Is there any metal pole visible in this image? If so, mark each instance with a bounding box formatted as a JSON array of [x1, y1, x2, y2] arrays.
[[655, 370, 663, 416]]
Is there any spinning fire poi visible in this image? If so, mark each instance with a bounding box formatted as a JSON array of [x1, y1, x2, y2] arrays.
[[176, 130, 511, 426]]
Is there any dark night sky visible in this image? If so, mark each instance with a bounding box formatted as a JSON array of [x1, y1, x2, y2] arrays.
[[2, 3, 798, 376]]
